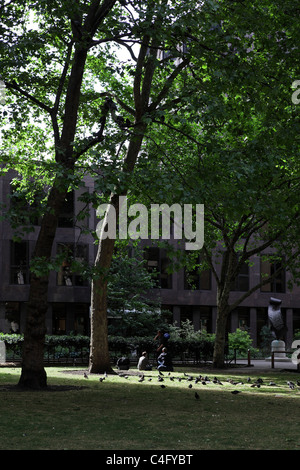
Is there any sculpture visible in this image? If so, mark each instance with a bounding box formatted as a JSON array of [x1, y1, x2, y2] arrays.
[[268, 297, 286, 340]]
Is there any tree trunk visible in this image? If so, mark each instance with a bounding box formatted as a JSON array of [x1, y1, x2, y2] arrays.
[[212, 303, 230, 369], [18, 183, 69, 388], [212, 265, 232, 368], [89, 236, 116, 374], [88, 125, 146, 373]]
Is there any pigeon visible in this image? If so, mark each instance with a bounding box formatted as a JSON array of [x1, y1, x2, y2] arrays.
[[99, 377, 105, 382], [83, 372, 88, 379], [195, 392, 200, 400], [251, 383, 260, 388], [160, 384, 166, 388], [188, 384, 193, 389], [287, 381, 295, 390], [256, 378, 263, 384], [159, 370, 164, 376], [138, 376, 144, 383], [268, 381, 277, 386], [231, 390, 241, 394]]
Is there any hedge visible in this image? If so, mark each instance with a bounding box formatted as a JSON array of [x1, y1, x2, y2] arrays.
[[0, 333, 215, 363]]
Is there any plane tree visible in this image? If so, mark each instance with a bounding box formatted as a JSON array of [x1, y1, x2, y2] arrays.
[[130, 1, 300, 368], [1, 0, 299, 387], [0, 0, 215, 385]]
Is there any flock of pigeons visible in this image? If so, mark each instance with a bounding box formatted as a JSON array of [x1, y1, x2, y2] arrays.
[[83, 370, 300, 399]]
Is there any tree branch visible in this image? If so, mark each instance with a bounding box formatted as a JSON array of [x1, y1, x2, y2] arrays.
[[4, 80, 52, 114]]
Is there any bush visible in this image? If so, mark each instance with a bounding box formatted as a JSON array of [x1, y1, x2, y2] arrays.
[[228, 328, 259, 358]]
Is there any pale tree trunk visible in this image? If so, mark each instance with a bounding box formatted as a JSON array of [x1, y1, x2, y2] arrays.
[[89, 236, 116, 373], [89, 129, 146, 373]]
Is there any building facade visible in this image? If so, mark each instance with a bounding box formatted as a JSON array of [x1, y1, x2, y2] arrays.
[[1, 170, 300, 348]]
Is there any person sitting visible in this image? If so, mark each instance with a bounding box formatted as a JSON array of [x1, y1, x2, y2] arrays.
[[137, 351, 151, 371], [157, 347, 173, 372], [116, 356, 130, 370]]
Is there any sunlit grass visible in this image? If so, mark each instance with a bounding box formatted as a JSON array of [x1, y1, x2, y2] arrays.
[[0, 366, 299, 450]]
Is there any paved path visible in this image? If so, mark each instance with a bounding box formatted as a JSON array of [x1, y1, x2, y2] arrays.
[[235, 358, 299, 372]]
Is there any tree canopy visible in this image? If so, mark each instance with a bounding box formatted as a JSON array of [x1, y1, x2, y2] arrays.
[[0, 0, 300, 383]]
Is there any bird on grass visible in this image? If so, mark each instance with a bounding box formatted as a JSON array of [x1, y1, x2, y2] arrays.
[[231, 390, 242, 394], [99, 377, 105, 382], [160, 384, 166, 389], [188, 384, 193, 389], [287, 381, 295, 390], [195, 392, 200, 400], [83, 372, 88, 379]]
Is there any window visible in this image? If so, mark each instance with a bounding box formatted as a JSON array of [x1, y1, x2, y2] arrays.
[[10, 240, 30, 284], [184, 256, 211, 290], [144, 247, 172, 289], [52, 303, 67, 334], [260, 258, 285, 293], [9, 181, 42, 226], [57, 243, 88, 286], [230, 255, 249, 292], [58, 191, 74, 228]]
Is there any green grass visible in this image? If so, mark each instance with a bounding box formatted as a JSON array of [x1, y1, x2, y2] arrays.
[[0, 366, 300, 450]]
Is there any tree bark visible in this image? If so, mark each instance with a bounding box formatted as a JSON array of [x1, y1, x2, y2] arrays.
[[89, 236, 116, 374], [212, 249, 234, 368], [212, 300, 230, 369], [88, 126, 146, 373], [18, 182, 69, 388]]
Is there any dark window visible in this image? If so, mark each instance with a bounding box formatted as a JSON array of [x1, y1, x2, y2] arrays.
[[58, 191, 74, 228], [184, 256, 211, 290], [52, 303, 67, 334], [144, 247, 172, 289], [261, 258, 285, 293], [57, 243, 88, 286], [231, 256, 249, 292], [10, 240, 29, 284]]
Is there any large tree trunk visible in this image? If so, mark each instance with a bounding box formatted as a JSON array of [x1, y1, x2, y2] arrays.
[[18, 183, 69, 388]]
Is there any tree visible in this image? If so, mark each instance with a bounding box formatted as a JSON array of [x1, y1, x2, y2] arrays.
[[129, 0, 300, 367], [1, 0, 125, 387], [0, 0, 207, 384]]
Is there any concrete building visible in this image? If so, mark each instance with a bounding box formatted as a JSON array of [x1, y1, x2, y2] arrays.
[[1, 170, 300, 347]]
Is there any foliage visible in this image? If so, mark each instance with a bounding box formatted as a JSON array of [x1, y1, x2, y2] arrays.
[[259, 326, 275, 355], [228, 328, 258, 357]]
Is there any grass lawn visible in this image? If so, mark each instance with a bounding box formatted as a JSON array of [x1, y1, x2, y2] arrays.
[[0, 365, 299, 450]]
